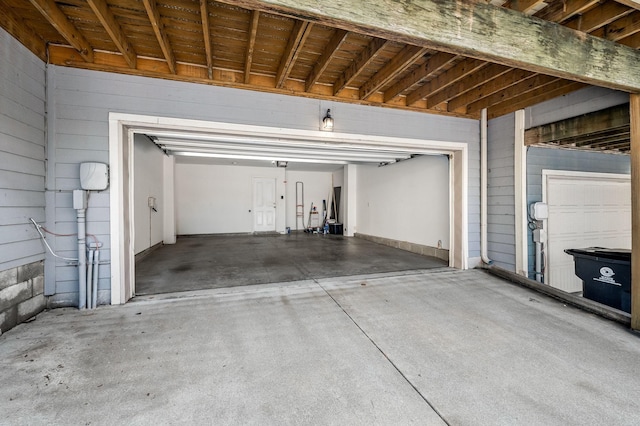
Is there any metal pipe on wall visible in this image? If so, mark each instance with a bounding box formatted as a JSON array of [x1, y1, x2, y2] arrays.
[[92, 250, 100, 308], [480, 108, 493, 265], [77, 207, 87, 310]]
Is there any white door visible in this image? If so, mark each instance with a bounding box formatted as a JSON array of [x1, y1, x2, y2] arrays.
[[253, 177, 276, 232], [544, 171, 631, 292]]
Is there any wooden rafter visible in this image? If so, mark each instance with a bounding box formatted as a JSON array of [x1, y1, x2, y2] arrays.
[[448, 68, 534, 113], [427, 63, 511, 109], [507, 0, 546, 15], [28, 0, 93, 62], [466, 73, 554, 115], [244, 10, 260, 84], [142, 0, 177, 74], [540, 0, 600, 24], [87, 0, 137, 69], [360, 45, 428, 100], [200, 0, 213, 79], [276, 20, 313, 88], [383, 52, 456, 103], [0, 6, 46, 60], [333, 37, 389, 95], [406, 58, 488, 107], [601, 11, 640, 41], [305, 29, 348, 92], [565, 2, 633, 33]]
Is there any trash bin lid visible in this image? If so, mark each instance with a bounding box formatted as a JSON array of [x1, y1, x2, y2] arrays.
[[565, 247, 631, 262]]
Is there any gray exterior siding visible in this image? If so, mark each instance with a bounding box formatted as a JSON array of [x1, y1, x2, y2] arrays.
[[487, 113, 516, 271], [525, 147, 630, 279], [0, 28, 46, 273], [47, 65, 480, 305]]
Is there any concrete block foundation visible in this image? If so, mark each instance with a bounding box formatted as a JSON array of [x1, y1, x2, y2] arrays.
[[0, 260, 46, 334]]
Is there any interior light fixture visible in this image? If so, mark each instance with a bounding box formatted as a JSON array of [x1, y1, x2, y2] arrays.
[[321, 109, 334, 131]]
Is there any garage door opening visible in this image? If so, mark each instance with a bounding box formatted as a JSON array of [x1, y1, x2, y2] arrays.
[[109, 113, 469, 304]]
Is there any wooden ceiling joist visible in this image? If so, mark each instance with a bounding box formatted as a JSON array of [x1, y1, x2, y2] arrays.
[[565, 2, 633, 33], [244, 10, 260, 84], [0, 6, 46, 60], [142, 0, 177, 74], [383, 52, 457, 103], [200, 0, 213, 79], [276, 20, 313, 88], [28, 0, 94, 62], [359, 45, 428, 100], [305, 29, 348, 92], [87, 0, 137, 69], [333, 37, 389, 95]]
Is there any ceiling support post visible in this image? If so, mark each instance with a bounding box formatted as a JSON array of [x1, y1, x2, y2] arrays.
[[630, 93, 640, 331]]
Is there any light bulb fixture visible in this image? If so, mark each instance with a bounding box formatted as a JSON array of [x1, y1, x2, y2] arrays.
[[321, 109, 334, 131]]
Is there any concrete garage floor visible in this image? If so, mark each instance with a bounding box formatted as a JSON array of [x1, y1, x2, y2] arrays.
[[135, 234, 447, 295], [2, 269, 640, 425]]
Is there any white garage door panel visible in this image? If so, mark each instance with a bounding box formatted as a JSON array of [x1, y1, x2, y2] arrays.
[[545, 172, 630, 293]]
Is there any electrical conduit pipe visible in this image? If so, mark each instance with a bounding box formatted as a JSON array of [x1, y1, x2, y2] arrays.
[[481, 108, 493, 265]]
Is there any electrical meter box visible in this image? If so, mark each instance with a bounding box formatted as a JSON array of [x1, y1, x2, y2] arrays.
[[80, 162, 109, 190]]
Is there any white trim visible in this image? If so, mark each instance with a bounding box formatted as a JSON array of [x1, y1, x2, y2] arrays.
[[108, 113, 471, 304], [514, 110, 528, 276]]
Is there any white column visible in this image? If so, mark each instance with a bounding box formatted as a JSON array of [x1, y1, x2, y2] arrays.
[[343, 164, 357, 237]]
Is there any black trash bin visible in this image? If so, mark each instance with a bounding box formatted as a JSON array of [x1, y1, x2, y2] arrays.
[[564, 247, 631, 313]]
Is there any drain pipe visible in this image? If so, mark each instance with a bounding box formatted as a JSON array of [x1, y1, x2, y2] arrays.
[[92, 249, 100, 308], [73, 190, 88, 309], [480, 108, 493, 266], [87, 249, 94, 309]]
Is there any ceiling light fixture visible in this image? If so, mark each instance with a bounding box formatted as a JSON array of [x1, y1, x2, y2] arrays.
[[321, 109, 334, 131]]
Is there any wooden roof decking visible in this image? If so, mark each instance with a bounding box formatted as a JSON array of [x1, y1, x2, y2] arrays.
[[1, 0, 640, 152]]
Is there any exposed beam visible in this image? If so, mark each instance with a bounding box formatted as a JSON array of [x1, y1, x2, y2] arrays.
[[466, 73, 554, 115], [333, 37, 389, 95], [507, 0, 546, 15], [630, 92, 640, 331], [488, 81, 586, 119], [0, 6, 46, 60], [276, 20, 313, 88], [87, 0, 137, 69], [524, 104, 630, 146], [448, 68, 534, 113], [602, 11, 640, 41], [245, 10, 260, 84], [200, 0, 213, 79], [383, 52, 456, 103], [359, 45, 428, 100], [305, 29, 348, 92], [142, 0, 177, 74], [539, 0, 600, 24], [564, 2, 633, 33], [28, 0, 94, 62], [217, 0, 640, 92], [406, 58, 487, 106], [426, 63, 511, 109]]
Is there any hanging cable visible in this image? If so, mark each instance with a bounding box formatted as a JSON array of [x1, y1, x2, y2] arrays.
[[30, 218, 78, 262]]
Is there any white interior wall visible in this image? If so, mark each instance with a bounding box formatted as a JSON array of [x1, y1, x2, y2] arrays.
[[285, 170, 333, 230], [133, 134, 165, 254], [356, 155, 450, 248], [175, 163, 286, 235], [332, 168, 345, 223]]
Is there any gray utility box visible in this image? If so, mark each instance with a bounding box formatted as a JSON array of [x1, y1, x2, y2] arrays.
[[565, 247, 631, 313]]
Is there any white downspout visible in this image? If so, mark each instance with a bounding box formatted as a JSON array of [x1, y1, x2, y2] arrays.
[[74, 189, 88, 309], [92, 249, 100, 308], [481, 108, 492, 265]]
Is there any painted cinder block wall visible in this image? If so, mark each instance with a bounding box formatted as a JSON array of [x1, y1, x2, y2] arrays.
[[0, 28, 47, 333]]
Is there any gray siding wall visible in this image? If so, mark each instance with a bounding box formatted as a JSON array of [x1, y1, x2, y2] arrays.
[[525, 147, 630, 278], [0, 28, 47, 332], [47, 66, 480, 305], [487, 113, 516, 271]]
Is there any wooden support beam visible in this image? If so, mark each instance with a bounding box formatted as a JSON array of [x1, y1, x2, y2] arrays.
[[466, 73, 552, 115], [0, 6, 46, 60], [406, 58, 487, 107], [305, 29, 348, 92], [28, 0, 94, 62], [564, 2, 633, 33], [631, 93, 640, 331], [383, 52, 456, 103], [448, 68, 534, 113], [537, 0, 599, 24], [507, 0, 546, 15], [426, 63, 511, 109], [524, 104, 630, 146], [217, 0, 640, 92], [200, 0, 213, 79], [603, 11, 640, 42], [87, 0, 137, 69], [276, 20, 313, 88], [334, 37, 389, 95], [359, 45, 428, 100], [245, 10, 260, 84], [487, 81, 586, 119], [142, 0, 177, 74]]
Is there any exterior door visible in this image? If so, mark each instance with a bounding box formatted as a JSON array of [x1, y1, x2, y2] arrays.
[[253, 177, 276, 232]]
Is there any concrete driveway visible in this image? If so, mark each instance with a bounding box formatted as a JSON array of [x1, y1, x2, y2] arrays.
[[1, 269, 639, 425]]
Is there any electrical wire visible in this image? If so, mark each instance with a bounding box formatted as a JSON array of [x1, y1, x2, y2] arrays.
[[30, 218, 78, 262]]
